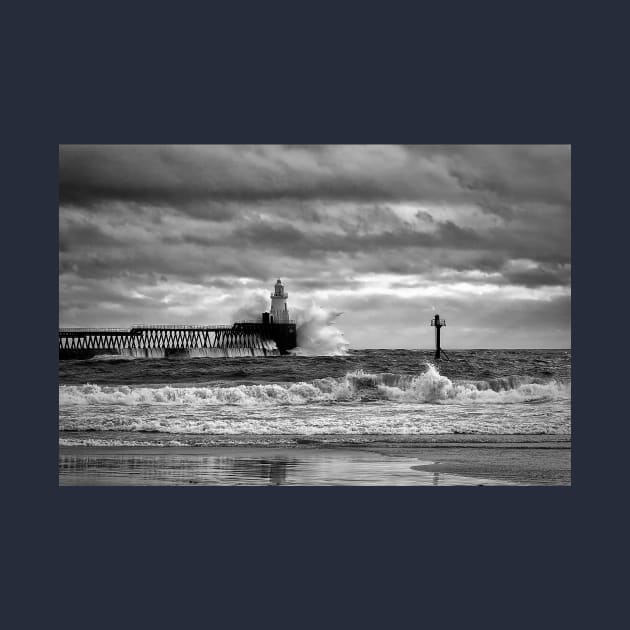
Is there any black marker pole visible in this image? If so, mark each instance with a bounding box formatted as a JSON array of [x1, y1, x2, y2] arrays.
[[430, 314, 446, 360]]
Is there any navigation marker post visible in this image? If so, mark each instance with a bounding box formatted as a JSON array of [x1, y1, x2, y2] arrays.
[[430, 314, 446, 360]]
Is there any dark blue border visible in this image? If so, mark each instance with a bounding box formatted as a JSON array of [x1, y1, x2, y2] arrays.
[[7, 2, 620, 627]]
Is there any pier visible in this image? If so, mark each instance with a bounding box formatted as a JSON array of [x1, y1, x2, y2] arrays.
[[59, 279, 298, 360], [59, 321, 297, 360]]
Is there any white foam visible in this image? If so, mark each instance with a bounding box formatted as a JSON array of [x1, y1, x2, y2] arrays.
[[59, 361, 571, 435], [90, 353, 137, 361], [186, 347, 277, 358], [59, 437, 159, 447], [292, 304, 349, 356], [59, 403, 571, 436], [59, 365, 570, 408], [122, 348, 166, 358], [375, 364, 570, 404], [98, 347, 281, 359]]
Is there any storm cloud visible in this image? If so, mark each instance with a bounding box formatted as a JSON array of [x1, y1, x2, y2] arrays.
[[59, 145, 571, 348]]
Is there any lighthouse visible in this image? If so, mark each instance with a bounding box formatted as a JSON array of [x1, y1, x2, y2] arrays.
[[256, 280, 296, 351], [270, 279, 290, 323]]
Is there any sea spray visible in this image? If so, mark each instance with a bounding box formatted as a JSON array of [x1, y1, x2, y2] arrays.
[[376, 363, 570, 403], [230, 291, 348, 356], [230, 293, 270, 322], [90, 347, 279, 360], [291, 304, 349, 356]]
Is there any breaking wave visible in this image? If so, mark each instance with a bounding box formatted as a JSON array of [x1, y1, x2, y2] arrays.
[[59, 364, 569, 407], [231, 296, 349, 357], [292, 304, 349, 356]]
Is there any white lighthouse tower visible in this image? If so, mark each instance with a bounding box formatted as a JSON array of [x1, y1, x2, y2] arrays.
[[270, 279, 290, 323]]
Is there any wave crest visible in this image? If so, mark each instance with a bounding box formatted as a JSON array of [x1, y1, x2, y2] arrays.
[[60, 364, 570, 407]]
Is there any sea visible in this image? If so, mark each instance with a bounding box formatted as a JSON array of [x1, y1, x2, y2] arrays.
[[59, 349, 571, 485]]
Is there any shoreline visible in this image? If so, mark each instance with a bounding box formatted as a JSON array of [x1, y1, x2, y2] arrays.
[[59, 441, 570, 486]]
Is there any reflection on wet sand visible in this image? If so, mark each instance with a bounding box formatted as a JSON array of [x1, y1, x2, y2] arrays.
[[59, 448, 510, 486], [60, 454, 297, 486], [214, 457, 294, 485]]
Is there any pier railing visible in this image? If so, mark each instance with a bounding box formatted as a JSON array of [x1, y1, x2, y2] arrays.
[[59, 327, 134, 335], [235, 320, 296, 325], [130, 323, 233, 330], [60, 321, 296, 333]]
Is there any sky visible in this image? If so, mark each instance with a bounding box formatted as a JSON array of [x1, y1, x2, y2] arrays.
[[59, 145, 571, 349]]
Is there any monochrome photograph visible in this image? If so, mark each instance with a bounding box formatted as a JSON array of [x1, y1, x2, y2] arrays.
[[58, 144, 571, 485]]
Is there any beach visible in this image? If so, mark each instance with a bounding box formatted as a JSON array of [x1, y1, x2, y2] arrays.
[[59, 434, 570, 486], [59, 349, 571, 486]]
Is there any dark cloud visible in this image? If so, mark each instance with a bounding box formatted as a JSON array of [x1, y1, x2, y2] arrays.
[[292, 278, 363, 291], [502, 263, 571, 288], [59, 145, 570, 210], [59, 145, 571, 346], [150, 211, 567, 267]]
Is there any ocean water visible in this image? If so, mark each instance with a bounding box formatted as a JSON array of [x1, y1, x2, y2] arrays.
[[59, 349, 571, 448]]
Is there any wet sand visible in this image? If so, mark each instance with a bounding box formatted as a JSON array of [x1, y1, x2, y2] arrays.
[[405, 445, 569, 485], [59, 442, 570, 486]]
